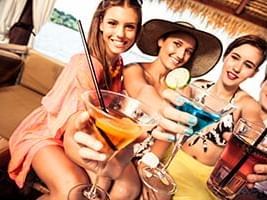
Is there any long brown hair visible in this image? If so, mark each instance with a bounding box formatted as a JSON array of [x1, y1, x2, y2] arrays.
[[87, 0, 142, 88]]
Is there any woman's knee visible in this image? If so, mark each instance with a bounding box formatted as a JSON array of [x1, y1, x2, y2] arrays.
[[110, 182, 141, 200], [110, 164, 141, 200]]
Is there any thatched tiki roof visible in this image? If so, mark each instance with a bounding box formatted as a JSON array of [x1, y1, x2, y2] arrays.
[[156, 0, 267, 40]]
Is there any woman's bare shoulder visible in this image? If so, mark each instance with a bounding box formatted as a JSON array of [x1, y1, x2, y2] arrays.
[[236, 90, 257, 104], [124, 62, 143, 69], [69, 53, 85, 63], [123, 62, 144, 74], [236, 90, 262, 121]]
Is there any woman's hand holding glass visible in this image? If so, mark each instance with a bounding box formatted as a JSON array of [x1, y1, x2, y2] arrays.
[[65, 90, 159, 200], [137, 88, 198, 197], [64, 88, 198, 199], [245, 164, 267, 189], [64, 111, 121, 178], [65, 112, 152, 177], [160, 88, 197, 135], [223, 131, 267, 189]]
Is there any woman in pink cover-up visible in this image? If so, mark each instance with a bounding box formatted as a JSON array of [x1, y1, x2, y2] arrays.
[[8, 1, 143, 199], [8, 54, 123, 186]]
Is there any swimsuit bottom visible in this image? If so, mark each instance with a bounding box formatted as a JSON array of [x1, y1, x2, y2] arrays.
[[166, 149, 217, 200]]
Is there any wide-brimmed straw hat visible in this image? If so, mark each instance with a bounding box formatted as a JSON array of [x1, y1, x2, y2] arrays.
[[137, 19, 223, 77]]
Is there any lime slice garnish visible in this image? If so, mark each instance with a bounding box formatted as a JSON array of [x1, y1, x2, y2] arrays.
[[165, 68, 191, 89]]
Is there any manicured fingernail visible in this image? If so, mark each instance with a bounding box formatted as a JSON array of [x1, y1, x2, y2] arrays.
[[167, 134, 176, 142], [184, 128, 194, 136], [152, 130, 176, 142], [175, 96, 185, 105], [94, 142, 103, 150], [99, 154, 107, 161], [254, 165, 263, 173], [80, 111, 89, 119], [188, 116, 197, 126]]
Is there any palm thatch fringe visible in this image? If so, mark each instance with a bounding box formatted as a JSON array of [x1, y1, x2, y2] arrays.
[[156, 0, 267, 40]]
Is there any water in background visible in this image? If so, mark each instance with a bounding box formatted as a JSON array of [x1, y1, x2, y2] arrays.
[[33, 22, 83, 62]]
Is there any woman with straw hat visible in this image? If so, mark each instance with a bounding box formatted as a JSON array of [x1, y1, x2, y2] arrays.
[[124, 18, 222, 159], [123, 18, 222, 199], [125, 18, 221, 134]]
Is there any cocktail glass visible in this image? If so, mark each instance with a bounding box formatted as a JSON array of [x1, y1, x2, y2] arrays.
[[68, 90, 158, 200], [138, 83, 235, 197], [176, 83, 234, 133], [207, 118, 267, 199]]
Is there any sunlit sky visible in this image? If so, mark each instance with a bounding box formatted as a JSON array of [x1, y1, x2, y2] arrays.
[[35, 0, 266, 100]]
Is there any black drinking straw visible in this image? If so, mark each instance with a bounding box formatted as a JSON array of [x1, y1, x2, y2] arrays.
[[219, 128, 267, 188], [77, 20, 117, 151], [77, 20, 107, 112]]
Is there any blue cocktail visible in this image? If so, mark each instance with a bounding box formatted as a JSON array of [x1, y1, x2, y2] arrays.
[[177, 100, 221, 132], [176, 83, 235, 134]]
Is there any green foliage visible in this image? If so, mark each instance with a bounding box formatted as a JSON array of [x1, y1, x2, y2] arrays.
[[50, 8, 78, 31]]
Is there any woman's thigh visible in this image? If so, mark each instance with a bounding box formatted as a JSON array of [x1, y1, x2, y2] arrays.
[[32, 145, 89, 194]]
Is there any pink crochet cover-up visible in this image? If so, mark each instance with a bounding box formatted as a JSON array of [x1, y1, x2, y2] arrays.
[[8, 53, 123, 188]]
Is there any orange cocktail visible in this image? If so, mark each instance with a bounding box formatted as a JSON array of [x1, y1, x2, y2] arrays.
[[94, 115, 142, 154], [73, 90, 158, 200], [82, 89, 158, 155]]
